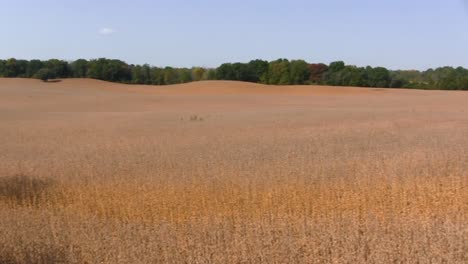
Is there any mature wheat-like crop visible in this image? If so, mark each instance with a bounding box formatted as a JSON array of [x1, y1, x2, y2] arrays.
[[0, 79, 466, 263]]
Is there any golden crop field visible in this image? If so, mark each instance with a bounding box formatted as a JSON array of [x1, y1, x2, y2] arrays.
[[0, 78, 466, 263]]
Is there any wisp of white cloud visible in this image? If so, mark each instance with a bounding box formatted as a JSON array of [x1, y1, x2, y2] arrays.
[[99, 27, 116, 35]]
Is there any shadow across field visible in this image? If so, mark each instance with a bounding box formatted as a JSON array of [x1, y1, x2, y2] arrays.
[[0, 175, 56, 206], [0, 243, 71, 264]]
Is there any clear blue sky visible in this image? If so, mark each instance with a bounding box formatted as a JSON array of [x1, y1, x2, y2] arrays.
[[1, 0, 468, 70]]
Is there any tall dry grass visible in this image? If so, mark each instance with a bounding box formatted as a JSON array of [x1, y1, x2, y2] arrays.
[[0, 79, 467, 263]]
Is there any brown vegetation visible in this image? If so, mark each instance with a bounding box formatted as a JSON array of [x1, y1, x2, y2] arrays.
[[0, 78, 466, 263]]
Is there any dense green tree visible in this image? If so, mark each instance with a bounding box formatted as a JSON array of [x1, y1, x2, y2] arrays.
[[204, 69, 217, 80], [341, 66, 367, 87], [141, 64, 152, 84], [366, 66, 391, 88], [289, 60, 310, 85], [86, 59, 104, 79], [131, 64, 151, 84], [70, 59, 88, 78], [33, 68, 52, 81], [0, 60, 5, 77], [389, 77, 406, 88], [178, 68, 192, 83], [215, 62, 264, 82], [105, 59, 131, 82], [26, 60, 44, 78], [150, 67, 165, 85], [163, 67, 179, 84], [324, 61, 346, 85], [329, 61, 346, 72], [247, 60, 269, 83], [268, 59, 290, 85], [131, 65, 142, 83], [4, 58, 19, 77], [15, 60, 29, 77], [392, 70, 426, 89], [44, 59, 69, 79], [233, 63, 253, 81], [216, 63, 236, 80], [87, 58, 131, 82]]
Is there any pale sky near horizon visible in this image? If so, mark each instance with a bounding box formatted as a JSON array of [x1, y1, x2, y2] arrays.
[[1, 0, 468, 70]]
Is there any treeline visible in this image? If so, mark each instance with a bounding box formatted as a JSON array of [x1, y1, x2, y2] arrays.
[[1, 58, 468, 90]]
